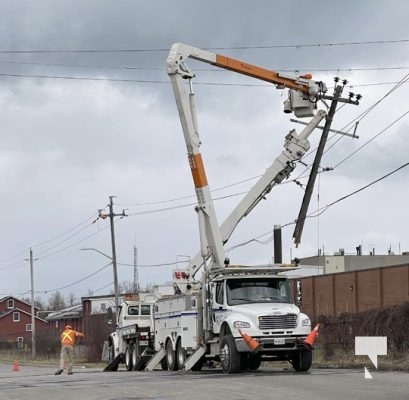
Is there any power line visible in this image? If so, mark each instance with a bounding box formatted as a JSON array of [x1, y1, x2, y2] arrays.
[[0, 38, 408, 54], [2, 58, 409, 74], [31, 214, 97, 248], [333, 109, 409, 169], [2, 71, 409, 90], [37, 262, 112, 294], [292, 71, 409, 183], [228, 161, 409, 251]]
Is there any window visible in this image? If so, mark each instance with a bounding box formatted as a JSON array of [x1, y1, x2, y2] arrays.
[[226, 278, 292, 306], [13, 312, 20, 322], [101, 303, 106, 311], [128, 306, 139, 315], [141, 305, 151, 316], [215, 282, 224, 305], [26, 324, 32, 332], [7, 299, 14, 309]]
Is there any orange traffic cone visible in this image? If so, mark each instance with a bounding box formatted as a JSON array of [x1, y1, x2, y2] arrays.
[[12, 360, 20, 372], [304, 323, 320, 348], [238, 329, 260, 352]]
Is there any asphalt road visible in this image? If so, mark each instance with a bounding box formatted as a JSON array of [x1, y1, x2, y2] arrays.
[[0, 363, 407, 400]]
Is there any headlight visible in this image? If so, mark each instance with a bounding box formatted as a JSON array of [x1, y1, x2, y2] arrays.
[[301, 317, 311, 327], [233, 321, 251, 329]]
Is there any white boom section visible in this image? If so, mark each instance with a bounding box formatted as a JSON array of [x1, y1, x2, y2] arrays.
[[167, 48, 226, 269], [186, 110, 326, 279]]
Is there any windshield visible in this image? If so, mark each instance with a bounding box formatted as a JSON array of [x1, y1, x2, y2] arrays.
[[226, 278, 292, 305]]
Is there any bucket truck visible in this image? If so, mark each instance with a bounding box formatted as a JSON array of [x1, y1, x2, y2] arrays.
[[106, 43, 358, 374], [144, 43, 336, 374]]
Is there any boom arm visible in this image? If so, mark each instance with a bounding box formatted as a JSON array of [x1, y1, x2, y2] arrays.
[[186, 110, 326, 279], [166, 43, 326, 274], [167, 43, 325, 96]]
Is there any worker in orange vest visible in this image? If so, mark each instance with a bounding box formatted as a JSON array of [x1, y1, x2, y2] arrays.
[[55, 325, 84, 375]]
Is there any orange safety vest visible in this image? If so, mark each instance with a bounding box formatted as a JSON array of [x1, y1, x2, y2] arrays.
[[61, 329, 79, 346]]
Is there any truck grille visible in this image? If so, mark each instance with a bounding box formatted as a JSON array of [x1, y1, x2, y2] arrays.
[[258, 314, 297, 330]]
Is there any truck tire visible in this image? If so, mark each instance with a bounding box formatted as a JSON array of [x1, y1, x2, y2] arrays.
[[241, 353, 261, 371], [176, 339, 186, 370], [131, 342, 145, 371], [125, 343, 133, 371], [219, 334, 241, 374], [166, 340, 178, 371], [291, 349, 312, 372]]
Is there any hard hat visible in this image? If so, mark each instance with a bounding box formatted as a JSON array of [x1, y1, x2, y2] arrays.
[[65, 325, 72, 330]]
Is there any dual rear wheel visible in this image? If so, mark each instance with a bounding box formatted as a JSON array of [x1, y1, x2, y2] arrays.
[[164, 338, 204, 371]]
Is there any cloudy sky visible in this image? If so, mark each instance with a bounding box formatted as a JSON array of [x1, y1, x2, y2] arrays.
[[1, 0, 408, 303]]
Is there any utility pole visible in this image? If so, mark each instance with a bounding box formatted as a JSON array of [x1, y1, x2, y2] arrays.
[[292, 79, 361, 246], [99, 196, 126, 313], [29, 247, 36, 360], [133, 245, 139, 294]]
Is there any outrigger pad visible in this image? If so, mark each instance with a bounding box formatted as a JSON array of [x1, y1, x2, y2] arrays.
[[103, 354, 122, 372]]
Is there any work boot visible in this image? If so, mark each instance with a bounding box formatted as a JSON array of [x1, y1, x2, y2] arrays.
[[55, 369, 63, 375]]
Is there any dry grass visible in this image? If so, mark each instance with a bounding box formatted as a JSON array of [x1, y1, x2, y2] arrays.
[[312, 347, 409, 371]]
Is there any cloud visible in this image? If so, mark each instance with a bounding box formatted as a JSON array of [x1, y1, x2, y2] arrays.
[[1, 1, 409, 301]]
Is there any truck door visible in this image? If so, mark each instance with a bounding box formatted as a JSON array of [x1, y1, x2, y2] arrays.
[[212, 281, 226, 334]]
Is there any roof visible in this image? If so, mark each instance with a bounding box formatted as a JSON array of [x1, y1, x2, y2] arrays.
[[0, 307, 47, 323], [45, 304, 82, 321], [0, 296, 39, 310]]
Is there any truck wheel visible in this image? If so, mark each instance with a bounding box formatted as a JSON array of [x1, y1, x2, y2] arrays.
[[132, 342, 144, 371], [241, 353, 261, 370], [247, 354, 261, 370], [125, 343, 133, 371], [166, 340, 178, 371], [176, 339, 186, 370], [219, 334, 241, 374], [291, 349, 312, 372]]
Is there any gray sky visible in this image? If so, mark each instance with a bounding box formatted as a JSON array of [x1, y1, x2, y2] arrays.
[[1, 0, 409, 303]]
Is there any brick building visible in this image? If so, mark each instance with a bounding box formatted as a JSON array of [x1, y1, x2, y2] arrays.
[[0, 296, 47, 349]]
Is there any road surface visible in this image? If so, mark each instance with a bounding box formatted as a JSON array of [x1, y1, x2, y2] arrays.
[[0, 363, 407, 400]]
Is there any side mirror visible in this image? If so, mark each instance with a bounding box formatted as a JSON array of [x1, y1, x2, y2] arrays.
[[296, 280, 302, 306], [107, 307, 113, 325]]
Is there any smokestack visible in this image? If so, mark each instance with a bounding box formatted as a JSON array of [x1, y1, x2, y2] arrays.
[[273, 225, 282, 264]]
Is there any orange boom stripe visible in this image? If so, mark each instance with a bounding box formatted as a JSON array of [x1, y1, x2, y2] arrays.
[[188, 153, 208, 188], [214, 54, 308, 94]]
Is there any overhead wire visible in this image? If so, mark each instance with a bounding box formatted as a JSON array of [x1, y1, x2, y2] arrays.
[[36, 261, 112, 294], [291, 71, 409, 184], [227, 161, 409, 252], [0, 38, 408, 54], [2, 58, 409, 74]]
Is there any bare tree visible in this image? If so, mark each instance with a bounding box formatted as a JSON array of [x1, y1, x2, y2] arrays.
[[20, 296, 46, 310], [67, 293, 78, 307], [47, 291, 66, 310]]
